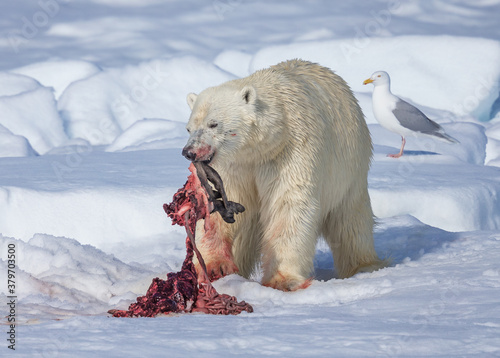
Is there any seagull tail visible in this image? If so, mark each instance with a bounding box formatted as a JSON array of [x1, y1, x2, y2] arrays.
[[434, 131, 460, 144]]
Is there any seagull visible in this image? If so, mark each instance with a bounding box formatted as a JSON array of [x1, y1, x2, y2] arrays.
[[363, 71, 458, 158]]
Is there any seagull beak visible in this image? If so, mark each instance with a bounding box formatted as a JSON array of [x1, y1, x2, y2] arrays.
[[363, 78, 373, 85]]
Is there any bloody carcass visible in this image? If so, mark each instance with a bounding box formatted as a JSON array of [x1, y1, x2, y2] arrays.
[[108, 162, 251, 317]]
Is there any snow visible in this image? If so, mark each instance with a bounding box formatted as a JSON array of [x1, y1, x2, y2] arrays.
[[0, 72, 41, 97], [106, 118, 189, 152], [11, 60, 101, 99], [1, 0, 500, 356], [250, 35, 500, 122], [0, 85, 66, 154], [0, 124, 37, 158], [57, 57, 233, 145]]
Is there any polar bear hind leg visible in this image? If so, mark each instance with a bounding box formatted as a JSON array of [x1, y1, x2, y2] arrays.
[[322, 187, 387, 279]]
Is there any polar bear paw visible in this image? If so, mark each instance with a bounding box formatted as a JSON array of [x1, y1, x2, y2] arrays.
[[263, 271, 312, 291]]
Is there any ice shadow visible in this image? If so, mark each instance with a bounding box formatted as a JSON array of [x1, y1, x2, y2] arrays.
[[399, 150, 439, 156], [373, 144, 440, 157], [313, 216, 460, 281], [373, 218, 460, 264]]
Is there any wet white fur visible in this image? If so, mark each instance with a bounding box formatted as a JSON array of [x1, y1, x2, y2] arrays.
[[185, 59, 386, 290]]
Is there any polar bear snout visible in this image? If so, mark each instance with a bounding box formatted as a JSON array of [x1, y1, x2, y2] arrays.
[[182, 145, 197, 161], [183, 128, 217, 163], [182, 143, 215, 163]]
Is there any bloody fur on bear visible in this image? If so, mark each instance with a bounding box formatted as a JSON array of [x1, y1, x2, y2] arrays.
[[108, 163, 252, 317]]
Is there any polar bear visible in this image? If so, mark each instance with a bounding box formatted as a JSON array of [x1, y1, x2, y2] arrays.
[[182, 59, 385, 291]]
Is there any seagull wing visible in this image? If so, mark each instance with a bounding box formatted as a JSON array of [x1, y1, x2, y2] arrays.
[[392, 99, 440, 133], [392, 99, 458, 143]]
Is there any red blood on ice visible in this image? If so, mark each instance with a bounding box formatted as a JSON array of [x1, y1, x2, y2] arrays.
[[108, 163, 252, 317]]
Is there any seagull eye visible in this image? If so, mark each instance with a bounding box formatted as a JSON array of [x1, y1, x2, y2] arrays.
[[208, 122, 218, 129]]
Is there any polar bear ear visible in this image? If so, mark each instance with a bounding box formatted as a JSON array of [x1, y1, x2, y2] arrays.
[[187, 93, 198, 110], [241, 86, 256, 105]]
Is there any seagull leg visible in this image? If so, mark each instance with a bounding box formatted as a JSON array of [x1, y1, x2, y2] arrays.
[[388, 137, 405, 158]]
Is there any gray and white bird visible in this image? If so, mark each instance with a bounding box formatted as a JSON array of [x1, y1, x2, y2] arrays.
[[363, 71, 458, 158]]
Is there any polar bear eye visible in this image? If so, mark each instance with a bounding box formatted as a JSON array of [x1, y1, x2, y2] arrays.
[[208, 122, 218, 129]]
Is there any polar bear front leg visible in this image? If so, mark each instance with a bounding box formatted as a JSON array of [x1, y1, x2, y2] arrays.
[[259, 179, 319, 291], [194, 213, 238, 281]]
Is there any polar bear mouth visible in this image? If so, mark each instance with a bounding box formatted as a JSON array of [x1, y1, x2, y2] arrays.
[[202, 153, 214, 164], [196, 153, 214, 165], [182, 145, 215, 164]]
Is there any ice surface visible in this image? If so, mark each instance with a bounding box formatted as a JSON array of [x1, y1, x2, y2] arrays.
[[1, 1, 500, 357]]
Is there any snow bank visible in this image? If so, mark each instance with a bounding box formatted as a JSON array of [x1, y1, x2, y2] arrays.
[[250, 36, 500, 121], [486, 137, 500, 167], [2, 37, 499, 159], [0, 185, 175, 246], [0, 72, 69, 157], [485, 120, 500, 166], [0, 85, 67, 155], [214, 50, 252, 78], [0, 124, 37, 157], [0, 72, 41, 96], [369, 159, 500, 232], [58, 57, 235, 145], [0, 149, 190, 248], [106, 118, 188, 152], [0, 234, 164, 319], [11, 60, 101, 99]]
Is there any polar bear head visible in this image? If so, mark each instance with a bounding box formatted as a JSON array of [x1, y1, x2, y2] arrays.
[[182, 82, 284, 165]]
